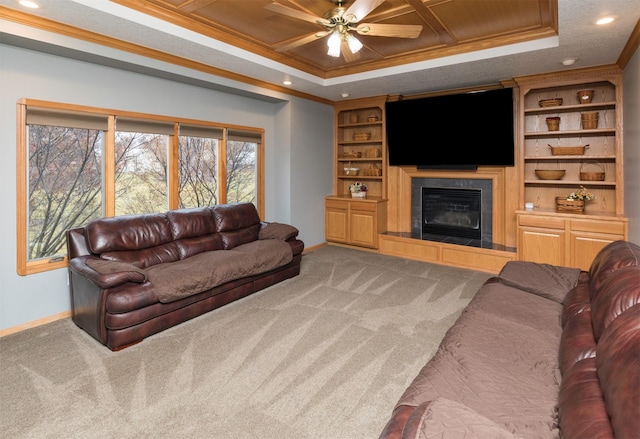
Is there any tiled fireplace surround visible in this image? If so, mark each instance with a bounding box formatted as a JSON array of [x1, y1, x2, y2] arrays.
[[411, 177, 493, 246]]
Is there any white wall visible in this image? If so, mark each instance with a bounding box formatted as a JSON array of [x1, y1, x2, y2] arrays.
[[623, 46, 640, 244], [0, 43, 333, 331]]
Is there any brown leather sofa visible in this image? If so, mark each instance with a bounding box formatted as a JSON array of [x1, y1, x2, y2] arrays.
[[67, 203, 304, 351], [379, 240, 639, 439]]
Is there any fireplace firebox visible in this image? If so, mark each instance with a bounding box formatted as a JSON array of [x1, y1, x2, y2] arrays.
[[422, 187, 481, 240]]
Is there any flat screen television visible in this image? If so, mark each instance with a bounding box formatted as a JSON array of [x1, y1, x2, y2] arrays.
[[386, 87, 515, 169]]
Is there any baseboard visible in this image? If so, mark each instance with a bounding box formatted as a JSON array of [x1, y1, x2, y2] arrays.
[[0, 310, 71, 338], [302, 242, 328, 253]]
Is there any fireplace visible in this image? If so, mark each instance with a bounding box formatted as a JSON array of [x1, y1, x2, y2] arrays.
[[422, 188, 481, 239], [411, 178, 493, 245]]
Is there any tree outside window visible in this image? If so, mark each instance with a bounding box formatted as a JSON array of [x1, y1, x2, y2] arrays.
[[17, 100, 263, 275], [27, 125, 103, 261]]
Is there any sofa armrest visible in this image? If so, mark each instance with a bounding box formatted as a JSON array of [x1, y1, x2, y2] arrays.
[[69, 256, 147, 289], [259, 222, 299, 241]]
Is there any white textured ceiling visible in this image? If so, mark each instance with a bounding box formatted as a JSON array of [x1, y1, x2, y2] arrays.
[[1, 0, 638, 102]]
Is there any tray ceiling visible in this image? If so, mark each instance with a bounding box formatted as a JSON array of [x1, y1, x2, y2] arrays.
[[114, 0, 558, 78]]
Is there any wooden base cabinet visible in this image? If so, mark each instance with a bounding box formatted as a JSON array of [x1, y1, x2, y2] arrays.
[[325, 196, 387, 249], [517, 210, 627, 270]]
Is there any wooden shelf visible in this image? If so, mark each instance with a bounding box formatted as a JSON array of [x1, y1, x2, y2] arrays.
[[524, 128, 616, 137], [524, 180, 616, 186], [524, 101, 616, 115], [524, 155, 616, 160]]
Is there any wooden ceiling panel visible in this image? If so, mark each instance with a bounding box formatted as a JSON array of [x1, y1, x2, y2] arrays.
[[431, 1, 553, 42], [114, 0, 558, 78]]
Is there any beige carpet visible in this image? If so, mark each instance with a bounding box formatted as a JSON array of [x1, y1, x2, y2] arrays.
[[0, 245, 491, 439]]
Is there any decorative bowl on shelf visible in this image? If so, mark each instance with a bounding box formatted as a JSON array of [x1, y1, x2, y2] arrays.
[[538, 98, 563, 107], [535, 169, 566, 180], [344, 167, 360, 176]]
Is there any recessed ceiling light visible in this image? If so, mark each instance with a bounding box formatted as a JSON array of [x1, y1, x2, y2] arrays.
[[18, 0, 40, 8], [596, 17, 615, 25], [282, 80, 292, 86], [562, 58, 576, 66], [341, 93, 350, 98]]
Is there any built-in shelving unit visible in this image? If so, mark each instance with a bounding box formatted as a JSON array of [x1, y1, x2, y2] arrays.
[[334, 97, 387, 199], [516, 67, 623, 216], [514, 66, 627, 269]]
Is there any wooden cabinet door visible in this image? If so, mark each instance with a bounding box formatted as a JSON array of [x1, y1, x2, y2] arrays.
[[325, 204, 348, 243], [349, 209, 376, 248], [518, 227, 566, 266]]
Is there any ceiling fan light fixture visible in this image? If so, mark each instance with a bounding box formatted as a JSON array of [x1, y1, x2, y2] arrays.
[[346, 33, 363, 54], [327, 31, 341, 57]]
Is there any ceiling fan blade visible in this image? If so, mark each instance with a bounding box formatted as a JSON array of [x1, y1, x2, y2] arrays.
[[356, 23, 423, 38], [344, 0, 386, 22], [265, 2, 330, 26], [274, 31, 329, 52], [341, 41, 362, 63]]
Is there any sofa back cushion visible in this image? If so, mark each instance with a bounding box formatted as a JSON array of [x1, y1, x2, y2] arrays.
[[589, 240, 640, 300], [595, 303, 640, 439], [590, 265, 640, 341], [85, 213, 180, 268], [212, 203, 261, 249], [167, 207, 223, 259]]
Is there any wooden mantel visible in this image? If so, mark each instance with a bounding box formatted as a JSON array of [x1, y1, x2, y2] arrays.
[[385, 165, 519, 248]]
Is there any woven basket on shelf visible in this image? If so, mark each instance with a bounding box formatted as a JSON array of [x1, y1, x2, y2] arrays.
[[353, 132, 371, 141], [556, 197, 585, 213], [546, 117, 561, 131], [580, 161, 605, 181], [581, 112, 599, 129], [548, 144, 588, 156], [539, 98, 563, 107], [342, 151, 361, 158], [577, 90, 594, 104], [362, 163, 382, 176]]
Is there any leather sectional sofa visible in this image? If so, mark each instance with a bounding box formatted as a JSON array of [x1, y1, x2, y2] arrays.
[[379, 240, 639, 439], [66, 202, 304, 351]]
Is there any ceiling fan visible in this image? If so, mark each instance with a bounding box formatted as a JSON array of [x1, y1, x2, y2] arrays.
[[265, 0, 423, 61]]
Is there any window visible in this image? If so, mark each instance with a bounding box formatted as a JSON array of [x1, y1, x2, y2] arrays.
[[178, 124, 223, 209], [226, 129, 261, 205], [114, 117, 174, 215], [17, 100, 263, 275]]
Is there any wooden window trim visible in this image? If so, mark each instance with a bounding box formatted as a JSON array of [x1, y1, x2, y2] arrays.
[[16, 98, 264, 275]]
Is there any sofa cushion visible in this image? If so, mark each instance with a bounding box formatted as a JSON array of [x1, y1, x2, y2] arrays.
[[167, 207, 217, 240], [497, 261, 581, 303], [212, 203, 261, 249], [561, 277, 591, 327], [589, 240, 640, 299], [405, 398, 518, 439], [101, 242, 181, 269], [144, 240, 293, 303], [395, 284, 563, 438], [557, 358, 614, 439], [85, 213, 173, 253], [595, 304, 640, 439], [558, 309, 596, 377], [590, 265, 640, 341]]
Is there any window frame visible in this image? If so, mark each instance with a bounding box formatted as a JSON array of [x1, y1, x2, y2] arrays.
[[16, 98, 264, 275]]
